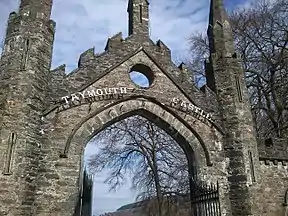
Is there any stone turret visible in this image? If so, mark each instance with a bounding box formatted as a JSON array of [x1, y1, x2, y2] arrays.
[[0, 0, 55, 215], [205, 0, 236, 91], [206, 0, 260, 215], [127, 0, 150, 36], [207, 0, 235, 56], [19, 0, 53, 20]]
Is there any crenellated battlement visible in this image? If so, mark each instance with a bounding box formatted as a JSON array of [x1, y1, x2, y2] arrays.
[[4, 11, 56, 40], [19, 0, 53, 21], [5, 12, 22, 37], [105, 32, 124, 51], [8, 12, 18, 21], [48, 64, 69, 105], [260, 160, 287, 167], [78, 47, 95, 67], [175, 62, 218, 112], [177, 62, 194, 83], [51, 64, 66, 76], [156, 39, 171, 60], [177, 62, 189, 72], [258, 138, 288, 163], [48, 19, 56, 33]]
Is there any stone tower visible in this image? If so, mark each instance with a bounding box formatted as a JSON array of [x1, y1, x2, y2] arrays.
[[206, 0, 260, 215], [127, 0, 149, 36], [0, 0, 55, 215]]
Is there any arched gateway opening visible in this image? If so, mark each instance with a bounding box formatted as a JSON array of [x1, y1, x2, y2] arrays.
[[42, 90, 226, 216], [84, 114, 197, 216], [69, 106, 221, 216]]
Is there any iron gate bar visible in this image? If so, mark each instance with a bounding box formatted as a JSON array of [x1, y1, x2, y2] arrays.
[[191, 181, 221, 216]]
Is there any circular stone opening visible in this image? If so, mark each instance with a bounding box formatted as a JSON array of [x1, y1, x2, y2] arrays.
[[129, 64, 154, 88]]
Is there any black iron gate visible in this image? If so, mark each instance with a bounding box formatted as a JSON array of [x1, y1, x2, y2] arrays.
[[190, 181, 221, 216]]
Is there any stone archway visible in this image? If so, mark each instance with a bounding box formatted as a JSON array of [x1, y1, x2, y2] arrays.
[[32, 43, 231, 215], [36, 95, 228, 216], [62, 98, 212, 167], [76, 101, 207, 215]]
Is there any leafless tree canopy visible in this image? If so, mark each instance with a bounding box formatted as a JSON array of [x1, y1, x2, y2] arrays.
[[88, 115, 191, 216], [188, 0, 288, 139]]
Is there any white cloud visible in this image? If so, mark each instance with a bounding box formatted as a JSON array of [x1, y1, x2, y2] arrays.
[[0, 0, 252, 71], [0, 0, 213, 71]]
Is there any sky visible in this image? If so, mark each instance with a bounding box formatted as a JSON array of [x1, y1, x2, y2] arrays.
[[0, 0, 252, 215]]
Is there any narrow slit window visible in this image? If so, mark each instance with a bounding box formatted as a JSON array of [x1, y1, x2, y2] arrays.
[[139, 5, 143, 23], [235, 75, 243, 102], [3, 132, 17, 175], [249, 151, 256, 182], [20, 39, 30, 70]]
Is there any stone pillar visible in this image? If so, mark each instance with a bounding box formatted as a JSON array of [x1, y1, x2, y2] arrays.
[[127, 0, 150, 36], [206, 0, 260, 215], [0, 0, 55, 214]]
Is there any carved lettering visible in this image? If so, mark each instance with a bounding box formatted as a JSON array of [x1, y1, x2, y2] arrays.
[[172, 98, 179, 105], [104, 88, 114, 95], [61, 86, 131, 104], [59, 90, 213, 124], [111, 88, 118, 94], [206, 113, 212, 121], [87, 90, 96, 97], [96, 89, 103, 95], [180, 101, 187, 109], [119, 87, 127, 94], [188, 104, 195, 111], [199, 109, 203, 116], [194, 107, 200, 114], [62, 96, 69, 104], [171, 97, 213, 122], [71, 93, 80, 102], [78, 91, 86, 99]]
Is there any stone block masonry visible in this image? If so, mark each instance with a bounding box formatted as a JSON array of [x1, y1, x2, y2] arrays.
[[0, 0, 287, 215]]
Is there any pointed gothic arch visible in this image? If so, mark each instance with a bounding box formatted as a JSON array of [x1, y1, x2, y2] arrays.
[[48, 96, 221, 216], [60, 98, 213, 168]]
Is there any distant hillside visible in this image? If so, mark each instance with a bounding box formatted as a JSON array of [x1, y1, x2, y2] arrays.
[[98, 194, 191, 216]]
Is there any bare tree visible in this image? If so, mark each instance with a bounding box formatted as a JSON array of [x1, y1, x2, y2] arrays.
[[88, 115, 191, 216], [188, 0, 288, 139], [187, 32, 210, 86]]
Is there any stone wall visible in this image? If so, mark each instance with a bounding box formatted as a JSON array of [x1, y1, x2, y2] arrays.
[[0, 0, 287, 216], [36, 46, 230, 215], [250, 139, 288, 216], [252, 161, 288, 216], [0, 7, 55, 215]]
